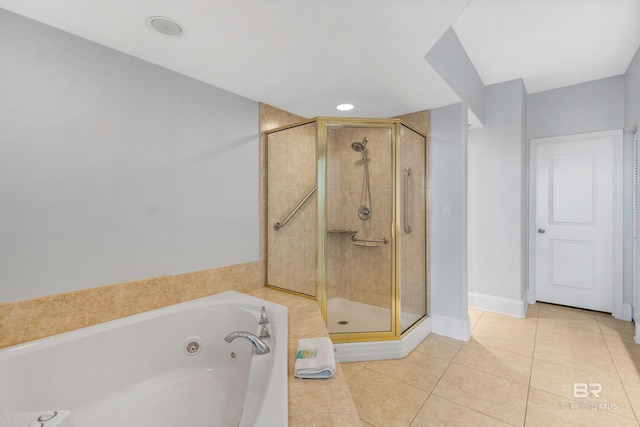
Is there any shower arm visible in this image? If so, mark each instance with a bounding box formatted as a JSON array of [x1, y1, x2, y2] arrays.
[[273, 186, 317, 231]]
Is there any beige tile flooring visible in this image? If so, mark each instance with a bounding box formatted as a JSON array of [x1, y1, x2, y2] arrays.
[[342, 303, 640, 426]]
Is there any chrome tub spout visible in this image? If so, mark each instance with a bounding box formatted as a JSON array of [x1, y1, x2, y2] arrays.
[[224, 331, 270, 355]]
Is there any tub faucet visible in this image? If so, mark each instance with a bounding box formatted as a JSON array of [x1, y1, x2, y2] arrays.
[[259, 306, 270, 339], [224, 331, 270, 355]]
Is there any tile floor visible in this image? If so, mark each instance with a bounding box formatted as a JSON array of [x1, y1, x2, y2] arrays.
[[341, 303, 640, 426]]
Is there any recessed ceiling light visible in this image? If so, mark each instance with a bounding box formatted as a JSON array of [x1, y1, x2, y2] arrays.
[[336, 103, 354, 111], [147, 16, 183, 37]]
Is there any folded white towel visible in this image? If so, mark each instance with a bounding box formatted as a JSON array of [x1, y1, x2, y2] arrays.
[[294, 337, 336, 379]]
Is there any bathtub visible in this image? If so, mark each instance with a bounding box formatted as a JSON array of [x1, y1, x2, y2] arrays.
[[0, 291, 288, 427]]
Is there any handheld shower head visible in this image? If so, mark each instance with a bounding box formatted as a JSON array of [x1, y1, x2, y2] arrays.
[[351, 137, 369, 152], [352, 136, 372, 220]]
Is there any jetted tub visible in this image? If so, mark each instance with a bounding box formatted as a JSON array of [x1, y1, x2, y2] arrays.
[[0, 291, 287, 427]]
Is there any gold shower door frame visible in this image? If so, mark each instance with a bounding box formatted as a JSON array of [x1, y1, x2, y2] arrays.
[[318, 117, 400, 344], [265, 117, 428, 344]]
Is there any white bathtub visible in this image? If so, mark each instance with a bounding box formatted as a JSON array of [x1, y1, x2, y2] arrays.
[[0, 291, 288, 427]]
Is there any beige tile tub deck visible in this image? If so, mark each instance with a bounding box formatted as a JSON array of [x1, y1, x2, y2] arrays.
[[248, 288, 361, 426]]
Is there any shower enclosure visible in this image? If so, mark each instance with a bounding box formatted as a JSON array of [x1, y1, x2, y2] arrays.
[[266, 117, 428, 343]]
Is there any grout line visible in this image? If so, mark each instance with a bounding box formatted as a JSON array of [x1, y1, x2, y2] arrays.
[[527, 384, 640, 423], [596, 314, 639, 423], [522, 304, 540, 426], [406, 334, 468, 426], [427, 394, 519, 427]]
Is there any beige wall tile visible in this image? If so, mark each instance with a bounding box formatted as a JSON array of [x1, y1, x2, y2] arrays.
[[0, 262, 265, 349], [396, 110, 430, 136]]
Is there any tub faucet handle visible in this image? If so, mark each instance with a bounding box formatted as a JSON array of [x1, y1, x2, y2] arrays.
[[259, 324, 271, 340], [259, 306, 269, 325]]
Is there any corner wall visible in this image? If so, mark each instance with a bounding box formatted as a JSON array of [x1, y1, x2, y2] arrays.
[[430, 103, 470, 340], [467, 80, 527, 317]]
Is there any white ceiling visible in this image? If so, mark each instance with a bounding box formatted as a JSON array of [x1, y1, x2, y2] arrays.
[[453, 0, 640, 94], [1, 0, 639, 119]]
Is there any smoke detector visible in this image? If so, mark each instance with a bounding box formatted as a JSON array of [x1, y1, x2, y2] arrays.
[[147, 16, 183, 37]]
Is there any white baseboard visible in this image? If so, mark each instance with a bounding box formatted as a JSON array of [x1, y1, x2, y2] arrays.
[[431, 313, 471, 341], [621, 303, 633, 322], [527, 288, 535, 304], [333, 317, 432, 363], [468, 292, 527, 318], [635, 321, 640, 345]]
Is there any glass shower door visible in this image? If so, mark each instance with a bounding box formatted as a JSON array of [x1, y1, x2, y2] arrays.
[[399, 124, 428, 332], [324, 123, 394, 335], [266, 121, 317, 297]]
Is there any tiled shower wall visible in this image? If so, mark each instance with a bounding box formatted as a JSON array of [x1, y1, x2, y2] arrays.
[[0, 103, 301, 349]]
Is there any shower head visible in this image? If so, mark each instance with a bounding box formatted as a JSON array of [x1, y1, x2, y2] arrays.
[[351, 137, 369, 152]]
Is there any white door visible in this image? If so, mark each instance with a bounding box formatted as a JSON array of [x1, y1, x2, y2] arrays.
[[532, 131, 621, 312]]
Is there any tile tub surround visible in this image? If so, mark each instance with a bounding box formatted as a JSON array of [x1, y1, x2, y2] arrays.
[[0, 261, 263, 349], [248, 287, 362, 427]]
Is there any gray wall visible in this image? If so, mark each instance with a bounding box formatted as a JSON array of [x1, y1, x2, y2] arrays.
[[527, 76, 625, 140], [430, 102, 469, 338], [425, 28, 485, 126], [468, 80, 527, 305], [0, 9, 260, 302], [625, 46, 640, 132]]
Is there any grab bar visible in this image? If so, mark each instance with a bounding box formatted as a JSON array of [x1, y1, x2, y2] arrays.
[[273, 186, 317, 231], [351, 234, 389, 244], [404, 168, 412, 233]]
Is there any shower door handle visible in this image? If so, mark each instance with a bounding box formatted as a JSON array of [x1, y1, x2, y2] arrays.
[[404, 168, 412, 233]]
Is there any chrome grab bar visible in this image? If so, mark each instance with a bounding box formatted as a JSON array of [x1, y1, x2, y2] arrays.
[[351, 234, 389, 244], [404, 167, 412, 233], [273, 186, 317, 231]]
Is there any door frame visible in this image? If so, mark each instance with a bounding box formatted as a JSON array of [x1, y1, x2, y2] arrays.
[[528, 129, 624, 318]]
